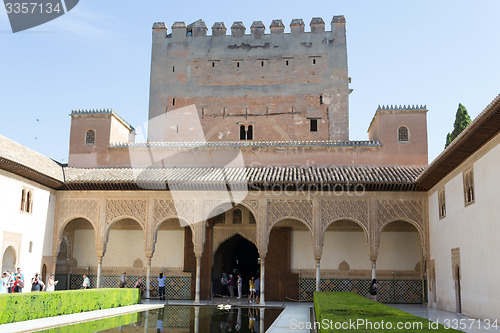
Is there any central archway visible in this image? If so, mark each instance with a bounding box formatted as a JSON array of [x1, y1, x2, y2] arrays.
[[212, 234, 259, 297]]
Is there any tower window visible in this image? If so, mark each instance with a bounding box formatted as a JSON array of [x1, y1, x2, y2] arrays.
[[310, 119, 318, 132], [237, 62, 240, 68], [261, 61, 264, 67], [212, 62, 215, 67], [172, 66, 175, 72], [239, 124, 254, 140], [20, 188, 33, 214], [319, 95, 323, 105], [286, 60, 289, 66], [85, 129, 95, 145], [398, 126, 409, 142], [463, 168, 475, 205], [438, 189, 446, 219], [312, 58, 316, 65], [172, 98, 176, 106]]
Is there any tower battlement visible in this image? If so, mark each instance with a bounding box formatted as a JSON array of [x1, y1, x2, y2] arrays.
[[152, 16, 345, 39]]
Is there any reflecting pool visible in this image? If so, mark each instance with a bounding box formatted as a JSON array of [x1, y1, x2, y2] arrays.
[[41, 306, 283, 332]]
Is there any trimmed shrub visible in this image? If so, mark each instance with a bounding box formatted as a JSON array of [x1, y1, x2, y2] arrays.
[[314, 292, 460, 333], [42, 312, 139, 333], [0, 288, 140, 324]]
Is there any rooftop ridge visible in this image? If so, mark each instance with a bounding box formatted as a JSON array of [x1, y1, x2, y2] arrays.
[[109, 140, 380, 149], [71, 109, 135, 131]]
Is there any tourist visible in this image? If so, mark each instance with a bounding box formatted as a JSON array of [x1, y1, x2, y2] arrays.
[[228, 274, 234, 297], [31, 273, 45, 291], [235, 307, 242, 332], [158, 272, 166, 300], [248, 277, 255, 303], [1, 272, 9, 293], [369, 279, 378, 301], [255, 277, 260, 304], [82, 274, 90, 289], [134, 277, 143, 297], [220, 272, 228, 297], [46, 274, 58, 292], [248, 307, 256, 332], [119, 272, 127, 288], [12, 275, 23, 293], [13, 267, 24, 292], [237, 274, 242, 299], [7, 271, 14, 293]]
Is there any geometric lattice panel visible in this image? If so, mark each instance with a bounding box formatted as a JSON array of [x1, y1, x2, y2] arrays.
[[164, 306, 191, 328], [68, 274, 191, 300], [299, 278, 423, 304]]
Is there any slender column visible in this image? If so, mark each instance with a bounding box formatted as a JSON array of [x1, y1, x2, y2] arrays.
[[195, 256, 201, 304], [260, 257, 265, 305], [143, 310, 149, 333], [315, 259, 321, 291], [371, 260, 377, 279], [259, 308, 265, 333], [194, 306, 200, 333], [146, 256, 152, 298], [96, 256, 103, 288]]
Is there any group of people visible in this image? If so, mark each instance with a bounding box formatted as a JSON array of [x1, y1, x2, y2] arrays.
[[0, 267, 58, 293], [220, 272, 261, 303]]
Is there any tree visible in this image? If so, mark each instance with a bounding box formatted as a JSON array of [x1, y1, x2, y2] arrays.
[[445, 103, 472, 148]]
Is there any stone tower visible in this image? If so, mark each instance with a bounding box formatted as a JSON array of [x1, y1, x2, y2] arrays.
[[147, 16, 350, 143]]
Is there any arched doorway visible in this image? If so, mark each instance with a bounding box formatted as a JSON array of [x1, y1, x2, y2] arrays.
[[55, 218, 96, 289], [212, 234, 259, 297], [2, 246, 17, 273]]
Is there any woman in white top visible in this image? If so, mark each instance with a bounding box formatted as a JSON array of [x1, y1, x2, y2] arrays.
[[46, 274, 58, 292], [1, 272, 9, 293]]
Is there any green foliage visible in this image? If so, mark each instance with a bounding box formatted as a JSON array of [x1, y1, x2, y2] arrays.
[[445, 103, 472, 147], [314, 292, 461, 333], [0, 288, 140, 325]]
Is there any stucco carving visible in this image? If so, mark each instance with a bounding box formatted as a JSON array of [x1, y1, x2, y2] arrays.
[[320, 200, 368, 231], [376, 200, 424, 229], [106, 199, 147, 227], [267, 199, 313, 229], [58, 199, 99, 228], [154, 199, 195, 226]]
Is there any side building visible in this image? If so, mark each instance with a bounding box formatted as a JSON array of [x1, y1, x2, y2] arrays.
[[418, 95, 500, 321], [0, 135, 62, 290]]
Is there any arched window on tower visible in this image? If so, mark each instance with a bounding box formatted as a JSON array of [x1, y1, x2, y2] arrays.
[[239, 124, 254, 140], [240, 125, 246, 140], [398, 126, 409, 142], [85, 129, 96, 145], [247, 125, 253, 140]]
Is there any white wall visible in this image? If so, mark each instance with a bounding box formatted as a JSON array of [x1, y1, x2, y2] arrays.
[[151, 230, 184, 269], [0, 170, 56, 291], [429, 133, 500, 321], [321, 231, 371, 270], [102, 230, 146, 268], [72, 230, 97, 267], [377, 231, 421, 271]]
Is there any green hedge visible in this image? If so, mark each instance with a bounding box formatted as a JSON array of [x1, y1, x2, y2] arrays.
[[42, 312, 139, 333], [314, 292, 460, 333], [0, 288, 140, 324]]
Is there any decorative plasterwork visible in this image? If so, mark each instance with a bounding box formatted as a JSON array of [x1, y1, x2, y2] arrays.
[[58, 199, 99, 228], [377, 200, 424, 230], [320, 200, 368, 231], [154, 199, 195, 227], [106, 199, 147, 228], [267, 199, 313, 229]]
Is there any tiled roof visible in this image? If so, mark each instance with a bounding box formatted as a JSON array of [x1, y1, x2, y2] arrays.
[[0, 134, 64, 187], [61, 165, 426, 191]]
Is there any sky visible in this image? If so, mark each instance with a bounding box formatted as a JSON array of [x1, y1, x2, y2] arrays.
[[1, 1, 499, 164]]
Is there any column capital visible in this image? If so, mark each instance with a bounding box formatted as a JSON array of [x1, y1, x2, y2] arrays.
[[369, 254, 378, 262]]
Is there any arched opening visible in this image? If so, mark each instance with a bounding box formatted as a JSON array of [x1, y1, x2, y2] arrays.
[[319, 220, 370, 297], [102, 218, 145, 288], [55, 218, 96, 289], [267, 219, 313, 301], [150, 218, 188, 299], [212, 234, 259, 297], [2, 246, 17, 273], [85, 129, 95, 144], [378, 220, 423, 303], [398, 126, 409, 142]]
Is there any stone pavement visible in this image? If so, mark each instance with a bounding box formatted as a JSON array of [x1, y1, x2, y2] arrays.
[[266, 303, 312, 333], [390, 304, 500, 333], [0, 303, 163, 333]]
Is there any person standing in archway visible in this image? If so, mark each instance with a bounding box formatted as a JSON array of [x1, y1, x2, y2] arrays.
[[220, 272, 229, 297], [237, 274, 242, 299], [249, 277, 255, 303], [369, 279, 378, 301], [228, 274, 235, 297], [158, 272, 166, 301]]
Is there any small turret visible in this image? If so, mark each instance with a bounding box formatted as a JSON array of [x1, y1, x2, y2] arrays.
[[212, 22, 226, 37], [231, 21, 246, 37], [270, 19, 284, 34], [172, 21, 187, 40], [251, 21, 265, 38], [191, 20, 207, 37], [290, 19, 304, 36], [310, 17, 325, 34]]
